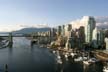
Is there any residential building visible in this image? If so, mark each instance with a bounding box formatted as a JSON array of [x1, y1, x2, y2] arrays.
[[57, 26, 62, 36], [65, 24, 72, 37], [92, 28, 105, 48], [83, 16, 96, 43], [61, 25, 65, 36]]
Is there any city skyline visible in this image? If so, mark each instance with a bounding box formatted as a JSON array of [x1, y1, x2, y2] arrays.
[[0, 0, 108, 31], [0, 16, 108, 32], [0, 1, 108, 71]]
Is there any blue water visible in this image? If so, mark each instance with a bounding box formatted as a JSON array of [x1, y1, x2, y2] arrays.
[[0, 37, 102, 72], [0, 37, 56, 72]]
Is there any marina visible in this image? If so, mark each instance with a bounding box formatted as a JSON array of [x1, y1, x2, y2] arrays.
[[0, 36, 107, 72], [0, 0, 108, 72], [0, 32, 108, 72]]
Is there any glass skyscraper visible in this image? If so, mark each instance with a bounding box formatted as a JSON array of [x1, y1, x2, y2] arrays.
[[83, 16, 96, 43]]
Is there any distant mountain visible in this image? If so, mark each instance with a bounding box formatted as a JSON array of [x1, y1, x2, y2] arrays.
[[12, 27, 51, 34], [0, 32, 9, 34]]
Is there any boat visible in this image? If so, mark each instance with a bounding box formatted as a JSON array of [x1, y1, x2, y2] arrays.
[[95, 51, 108, 61], [83, 60, 90, 65], [0, 39, 9, 48], [103, 66, 108, 72]]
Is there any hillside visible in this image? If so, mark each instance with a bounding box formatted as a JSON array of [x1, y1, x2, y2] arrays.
[[12, 27, 51, 34]]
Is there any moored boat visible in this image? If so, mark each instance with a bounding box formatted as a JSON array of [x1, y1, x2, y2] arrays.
[[95, 51, 108, 61], [0, 38, 9, 48]]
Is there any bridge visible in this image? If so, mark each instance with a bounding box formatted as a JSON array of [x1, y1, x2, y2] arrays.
[[0, 33, 51, 37], [0, 33, 52, 48], [0, 35, 51, 37]]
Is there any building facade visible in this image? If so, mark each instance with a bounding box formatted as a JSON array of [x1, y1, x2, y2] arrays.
[[92, 28, 105, 48], [83, 16, 96, 43], [65, 24, 72, 37], [57, 26, 62, 36]]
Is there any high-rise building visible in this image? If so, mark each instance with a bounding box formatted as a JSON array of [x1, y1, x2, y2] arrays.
[[61, 25, 65, 36], [50, 28, 56, 41], [78, 26, 85, 48], [92, 27, 98, 48], [92, 28, 105, 48], [83, 16, 96, 43], [57, 26, 62, 36], [67, 24, 72, 31], [99, 29, 105, 45], [65, 37, 71, 49], [65, 24, 72, 37]]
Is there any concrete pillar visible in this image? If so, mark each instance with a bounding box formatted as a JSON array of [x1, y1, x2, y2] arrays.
[[8, 33, 13, 48], [5, 64, 8, 72]]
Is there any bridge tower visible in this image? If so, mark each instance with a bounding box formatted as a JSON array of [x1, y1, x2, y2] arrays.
[[8, 33, 13, 48]]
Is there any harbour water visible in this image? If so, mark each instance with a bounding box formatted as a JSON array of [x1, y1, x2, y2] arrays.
[[0, 37, 105, 72], [0, 37, 56, 72]]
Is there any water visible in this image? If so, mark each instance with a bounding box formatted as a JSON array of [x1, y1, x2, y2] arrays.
[[0, 37, 104, 72], [0, 37, 56, 72]]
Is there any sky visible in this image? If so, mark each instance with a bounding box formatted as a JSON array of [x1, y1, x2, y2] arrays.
[[0, 0, 108, 32]]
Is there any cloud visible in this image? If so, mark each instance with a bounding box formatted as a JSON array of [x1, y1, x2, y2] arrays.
[[69, 19, 85, 29], [95, 17, 108, 29], [69, 16, 108, 29], [19, 24, 48, 28], [0, 24, 49, 32], [0, 24, 24, 32]]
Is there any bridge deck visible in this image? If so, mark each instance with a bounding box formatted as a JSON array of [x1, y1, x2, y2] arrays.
[[0, 36, 51, 37]]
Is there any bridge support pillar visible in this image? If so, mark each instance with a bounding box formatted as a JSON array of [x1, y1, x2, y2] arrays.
[[8, 33, 13, 48]]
